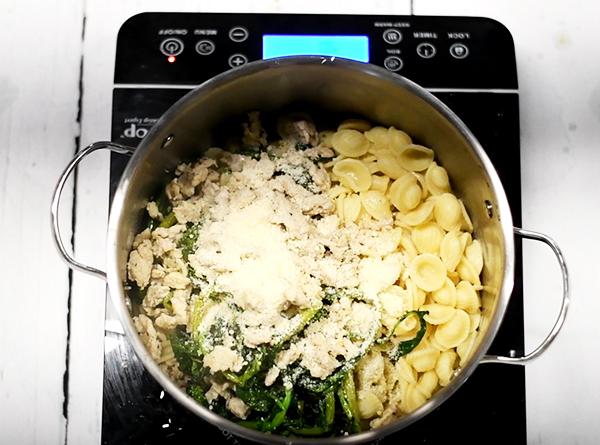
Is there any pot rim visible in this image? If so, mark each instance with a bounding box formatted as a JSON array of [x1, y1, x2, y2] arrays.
[[106, 56, 515, 444]]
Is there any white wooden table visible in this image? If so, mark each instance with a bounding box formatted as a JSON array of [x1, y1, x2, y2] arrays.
[[1, 1, 599, 444]]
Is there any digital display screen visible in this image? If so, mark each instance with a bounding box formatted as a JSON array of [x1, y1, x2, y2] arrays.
[[262, 35, 369, 62]]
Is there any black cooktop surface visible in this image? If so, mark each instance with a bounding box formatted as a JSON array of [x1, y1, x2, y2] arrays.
[[104, 13, 524, 445]]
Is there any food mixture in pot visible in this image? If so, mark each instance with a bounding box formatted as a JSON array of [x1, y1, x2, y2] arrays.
[[126, 112, 484, 436]]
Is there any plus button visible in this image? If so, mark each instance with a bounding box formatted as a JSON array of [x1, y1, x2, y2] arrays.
[[228, 54, 248, 68]]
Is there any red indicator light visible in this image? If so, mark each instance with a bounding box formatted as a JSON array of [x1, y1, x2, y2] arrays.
[[167, 55, 176, 63]]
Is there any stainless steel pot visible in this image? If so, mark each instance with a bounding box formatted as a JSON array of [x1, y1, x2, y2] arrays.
[[51, 57, 570, 444]]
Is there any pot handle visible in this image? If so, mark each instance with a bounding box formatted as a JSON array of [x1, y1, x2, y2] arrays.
[[50, 141, 135, 280], [480, 227, 570, 365]]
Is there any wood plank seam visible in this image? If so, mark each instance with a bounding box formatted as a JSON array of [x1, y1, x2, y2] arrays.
[[63, 12, 87, 445]]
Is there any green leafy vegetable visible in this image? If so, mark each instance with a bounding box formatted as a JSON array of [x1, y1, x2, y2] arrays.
[[337, 373, 361, 433], [238, 146, 262, 160], [288, 389, 335, 436], [238, 388, 293, 432], [266, 388, 293, 431], [127, 282, 147, 305], [187, 383, 208, 405], [178, 222, 201, 260], [295, 142, 312, 150], [169, 328, 203, 375], [378, 310, 429, 361], [273, 305, 322, 345], [146, 191, 173, 229], [162, 291, 173, 312], [159, 211, 177, 228], [288, 426, 328, 436], [223, 352, 264, 386], [155, 191, 172, 216], [234, 382, 275, 412]]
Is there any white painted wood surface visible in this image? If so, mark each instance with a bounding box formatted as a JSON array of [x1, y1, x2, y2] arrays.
[[0, 0, 84, 444], [412, 1, 600, 442], [2, 0, 599, 444]]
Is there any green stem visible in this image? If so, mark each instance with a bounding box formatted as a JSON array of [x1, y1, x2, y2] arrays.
[[159, 212, 177, 228]]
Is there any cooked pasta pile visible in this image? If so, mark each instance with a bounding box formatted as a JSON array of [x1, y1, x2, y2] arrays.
[[126, 112, 484, 436]]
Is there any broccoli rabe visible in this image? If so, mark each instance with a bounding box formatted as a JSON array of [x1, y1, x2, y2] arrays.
[[127, 281, 147, 305], [338, 373, 361, 433], [240, 388, 292, 432], [273, 164, 319, 193], [178, 222, 202, 261], [158, 212, 177, 228], [146, 191, 175, 229], [169, 328, 203, 375], [378, 310, 429, 361], [295, 142, 312, 150], [234, 381, 275, 412], [223, 351, 264, 386]]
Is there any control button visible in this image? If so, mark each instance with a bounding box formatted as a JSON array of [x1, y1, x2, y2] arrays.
[[449, 43, 469, 59], [382, 28, 402, 44], [159, 38, 184, 56], [195, 39, 215, 55], [229, 26, 249, 42], [383, 55, 403, 72], [416, 42, 436, 59], [228, 53, 248, 68]]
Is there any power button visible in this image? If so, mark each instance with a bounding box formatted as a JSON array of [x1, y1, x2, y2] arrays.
[[160, 38, 184, 56]]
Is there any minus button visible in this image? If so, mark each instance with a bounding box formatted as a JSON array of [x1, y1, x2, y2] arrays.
[[229, 26, 249, 42]]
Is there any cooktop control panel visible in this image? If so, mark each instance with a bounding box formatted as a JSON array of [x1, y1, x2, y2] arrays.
[[115, 13, 517, 89]]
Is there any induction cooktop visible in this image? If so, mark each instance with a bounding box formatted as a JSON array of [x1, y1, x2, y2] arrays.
[[103, 13, 524, 444]]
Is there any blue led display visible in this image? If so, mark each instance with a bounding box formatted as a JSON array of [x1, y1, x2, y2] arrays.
[[262, 35, 369, 62]]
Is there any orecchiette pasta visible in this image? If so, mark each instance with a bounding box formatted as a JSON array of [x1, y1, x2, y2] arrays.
[[360, 190, 393, 221], [395, 199, 435, 227], [465, 240, 483, 275], [388, 127, 412, 149], [456, 257, 481, 286], [395, 357, 418, 384], [434, 309, 471, 349], [365, 126, 390, 151], [319, 130, 335, 147], [405, 340, 441, 373], [389, 174, 423, 212], [401, 384, 427, 413], [343, 193, 362, 223], [428, 332, 450, 352], [331, 128, 370, 157], [374, 148, 408, 179], [400, 235, 419, 264], [338, 118, 372, 132], [435, 350, 458, 386], [425, 162, 451, 195], [431, 277, 457, 307], [457, 331, 478, 367], [439, 230, 464, 272], [410, 253, 447, 292], [459, 199, 474, 232], [332, 158, 372, 192], [421, 303, 456, 325], [455, 280, 481, 314], [397, 144, 435, 172], [357, 389, 384, 419], [416, 370, 439, 398], [322, 120, 485, 427], [469, 312, 481, 333], [370, 174, 390, 193], [411, 222, 445, 254], [434, 193, 462, 231]]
